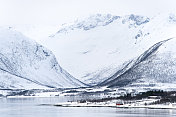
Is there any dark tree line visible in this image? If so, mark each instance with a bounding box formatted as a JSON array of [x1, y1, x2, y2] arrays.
[[77, 90, 176, 104]]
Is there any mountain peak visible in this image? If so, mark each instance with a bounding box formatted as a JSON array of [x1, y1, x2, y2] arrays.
[[122, 14, 150, 27], [50, 14, 150, 37], [49, 14, 120, 36]]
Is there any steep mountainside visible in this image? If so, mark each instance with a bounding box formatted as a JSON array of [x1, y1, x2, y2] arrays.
[[0, 27, 85, 89], [42, 13, 176, 85], [98, 38, 176, 89]]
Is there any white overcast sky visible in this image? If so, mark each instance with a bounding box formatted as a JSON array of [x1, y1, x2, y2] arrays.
[[0, 0, 176, 25]]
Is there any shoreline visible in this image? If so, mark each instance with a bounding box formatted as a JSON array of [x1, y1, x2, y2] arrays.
[[52, 102, 176, 109]]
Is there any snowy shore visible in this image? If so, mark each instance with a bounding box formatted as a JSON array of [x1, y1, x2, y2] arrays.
[[54, 101, 176, 109]]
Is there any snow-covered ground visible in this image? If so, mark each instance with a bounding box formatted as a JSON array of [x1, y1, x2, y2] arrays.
[[54, 98, 176, 109]]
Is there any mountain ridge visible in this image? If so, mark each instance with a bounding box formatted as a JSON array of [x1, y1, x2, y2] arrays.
[[0, 27, 85, 89], [43, 13, 176, 85], [98, 38, 173, 87]]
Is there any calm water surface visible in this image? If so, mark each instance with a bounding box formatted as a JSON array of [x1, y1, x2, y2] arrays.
[[0, 97, 176, 117]]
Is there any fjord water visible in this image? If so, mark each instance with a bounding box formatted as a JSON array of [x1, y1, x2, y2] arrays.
[[0, 97, 176, 117]]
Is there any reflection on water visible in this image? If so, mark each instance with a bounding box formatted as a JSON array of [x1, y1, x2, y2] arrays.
[[0, 97, 176, 117]]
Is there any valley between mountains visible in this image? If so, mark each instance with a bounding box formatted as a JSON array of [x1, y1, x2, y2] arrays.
[[1, 13, 176, 92]]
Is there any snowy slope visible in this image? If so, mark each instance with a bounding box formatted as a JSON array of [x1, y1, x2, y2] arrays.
[[0, 27, 85, 89], [98, 38, 176, 88], [6, 24, 60, 43], [98, 38, 176, 90], [41, 13, 176, 85]]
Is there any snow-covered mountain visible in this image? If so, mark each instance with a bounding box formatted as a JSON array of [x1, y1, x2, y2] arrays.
[[98, 38, 176, 89], [0, 27, 85, 89], [41, 13, 176, 85], [50, 14, 121, 36]]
